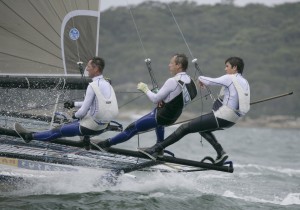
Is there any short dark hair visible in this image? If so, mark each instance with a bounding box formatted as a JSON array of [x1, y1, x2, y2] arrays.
[[225, 57, 244, 74], [91, 56, 105, 72], [174, 53, 188, 71]]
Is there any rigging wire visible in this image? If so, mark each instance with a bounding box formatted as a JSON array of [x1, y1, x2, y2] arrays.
[[166, 3, 215, 102], [126, 0, 158, 90]]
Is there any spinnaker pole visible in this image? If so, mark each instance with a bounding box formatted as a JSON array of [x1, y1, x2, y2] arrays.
[[250, 91, 293, 105]]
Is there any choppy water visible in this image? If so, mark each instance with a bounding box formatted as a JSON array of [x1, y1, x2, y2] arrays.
[[1, 125, 299, 210]]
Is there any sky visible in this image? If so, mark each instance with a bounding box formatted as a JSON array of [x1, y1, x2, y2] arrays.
[[100, 0, 300, 11]]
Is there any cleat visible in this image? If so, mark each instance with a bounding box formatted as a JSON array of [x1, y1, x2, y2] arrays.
[[214, 151, 228, 166], [14, 122, 33, 143]]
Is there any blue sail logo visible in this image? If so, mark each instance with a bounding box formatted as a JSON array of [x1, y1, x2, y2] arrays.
[[69, 28, 80, 40]]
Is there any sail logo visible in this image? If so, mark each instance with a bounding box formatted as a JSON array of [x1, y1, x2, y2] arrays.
[[69, 28, 80, 40]]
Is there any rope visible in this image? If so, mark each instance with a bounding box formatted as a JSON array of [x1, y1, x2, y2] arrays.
[[166, 3, 215, 102], [126, 1, 159, 90]]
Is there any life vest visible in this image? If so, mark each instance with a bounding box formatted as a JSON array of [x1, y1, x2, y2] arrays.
[[229, 74, 250, 115], [157, 76, 197, 125], [213, 74, 250, 123], [176, 77, 197, 107], [90, 80, 119, 123]]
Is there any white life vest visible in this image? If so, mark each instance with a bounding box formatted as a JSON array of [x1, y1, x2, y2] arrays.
[[229, 74, 250, 115], [90, 81, 119, 123], [79, 81, 118, 131], [213, 74, 250, 123]]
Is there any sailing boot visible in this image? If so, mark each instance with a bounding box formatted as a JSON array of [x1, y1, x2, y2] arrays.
[[138, 125, 187, 160], [14, 122, 33, 143], [82, 136, 91, 150], [200, 132, 228, 166], [138, 143, 164, 160], [215, 150, 228, 166], [97, 139, 111, 150]]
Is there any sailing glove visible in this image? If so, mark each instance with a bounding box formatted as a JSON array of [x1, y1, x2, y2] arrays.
[[72, 112, 78, 119], [137, 82, 150, 93], [64, 101, 75, 109]]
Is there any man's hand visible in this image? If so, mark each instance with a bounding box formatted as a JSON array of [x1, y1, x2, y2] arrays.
[[137, 82, 150, 93], [198, 81, 206, 89], [72, 111, 78, 119], [64, 101, 75, 109]]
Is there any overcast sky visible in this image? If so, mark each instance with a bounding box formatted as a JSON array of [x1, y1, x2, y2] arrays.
[[100, 0, 300, 11]]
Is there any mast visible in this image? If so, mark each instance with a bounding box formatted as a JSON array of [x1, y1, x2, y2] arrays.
[[96, 0, 101, 56]]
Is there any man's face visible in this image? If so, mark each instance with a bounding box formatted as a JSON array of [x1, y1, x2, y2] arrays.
[[168, 56, 181, 76], [86, 60, 98, 78], [225, 62, 237, 74]]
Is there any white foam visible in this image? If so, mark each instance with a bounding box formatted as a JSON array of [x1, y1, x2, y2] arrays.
[[281, 193, 300, 205], [223, 190, 282, 205], [113, 171, 199, 193], [223, 190, 300, 206], [235, 163, 300, 176]]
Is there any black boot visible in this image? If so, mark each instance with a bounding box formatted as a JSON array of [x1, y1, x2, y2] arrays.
[[215, 151, 228, 166], [97, 139, 111, 150], [200, 132, 228, 166], [14, 122, 33, 143], [138, 125, 187, 160], [82, 136, 91, 150], [138, 143, 164, 160]]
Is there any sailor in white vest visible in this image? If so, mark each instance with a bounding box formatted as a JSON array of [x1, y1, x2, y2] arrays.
[[140, 57, 250, 166], [14, 57, 119, 144]]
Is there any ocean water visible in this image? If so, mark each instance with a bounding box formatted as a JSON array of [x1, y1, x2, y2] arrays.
[[0, 125, 299, 210]]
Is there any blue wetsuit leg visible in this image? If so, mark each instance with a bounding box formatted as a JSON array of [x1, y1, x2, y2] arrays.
[[33, 121, 81, 141], [109, 110, 158, 145], [155, 125, 164, 143]]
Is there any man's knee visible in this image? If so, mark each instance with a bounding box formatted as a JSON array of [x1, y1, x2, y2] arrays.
[[124, 122, 136, 132]]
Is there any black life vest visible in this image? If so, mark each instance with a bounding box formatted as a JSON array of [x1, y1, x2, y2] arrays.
[[156, 78, 197, 125]]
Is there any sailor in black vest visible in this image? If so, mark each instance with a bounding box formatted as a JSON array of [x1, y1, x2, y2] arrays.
[[139, 57, 250, 166], [97, 53, 197, 151], [14, 57, 118, 145]]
